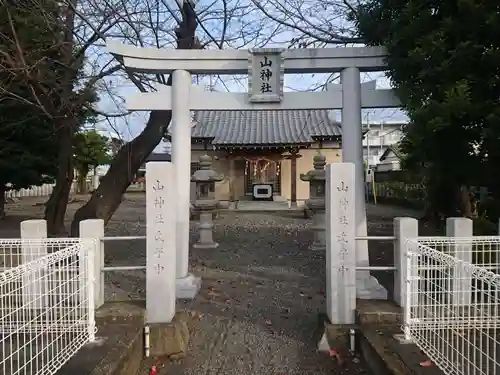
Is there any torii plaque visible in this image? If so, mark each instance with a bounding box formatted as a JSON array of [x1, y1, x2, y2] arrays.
[[248, 48, 284, 103]]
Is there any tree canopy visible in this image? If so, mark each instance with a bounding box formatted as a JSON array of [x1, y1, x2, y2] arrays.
[[0, 0, 65, 218], [73, 129, 111, 193], [352, 0, 500, 219], [0, 113, 59, 218], [0, 113, 58, 192], [0, 0, 99, 230]]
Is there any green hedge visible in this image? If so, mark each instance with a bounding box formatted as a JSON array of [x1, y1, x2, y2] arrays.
[[368, 182, 425, 209]]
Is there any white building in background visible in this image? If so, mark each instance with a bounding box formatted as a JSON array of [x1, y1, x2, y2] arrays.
[[362, 121, 405, 167]]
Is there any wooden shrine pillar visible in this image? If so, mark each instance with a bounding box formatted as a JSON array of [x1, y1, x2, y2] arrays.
[[290, 149, 299, 206], [229, 157, 236, 201]]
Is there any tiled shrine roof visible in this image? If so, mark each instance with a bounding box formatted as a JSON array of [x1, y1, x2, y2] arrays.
[[191, 110, 341, 146]]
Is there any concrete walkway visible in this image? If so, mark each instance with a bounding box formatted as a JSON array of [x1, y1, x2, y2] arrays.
[[162, 212, 372, 374]]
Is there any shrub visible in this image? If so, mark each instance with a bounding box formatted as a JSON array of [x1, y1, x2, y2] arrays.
[[473, 217, 497, 235], [478, 198, 500, 224]]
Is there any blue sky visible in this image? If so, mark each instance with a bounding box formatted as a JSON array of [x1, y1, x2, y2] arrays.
[[90, 0, 408, 145]]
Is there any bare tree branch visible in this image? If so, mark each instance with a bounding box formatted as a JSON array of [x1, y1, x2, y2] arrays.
[[249, 0, 363, 47]]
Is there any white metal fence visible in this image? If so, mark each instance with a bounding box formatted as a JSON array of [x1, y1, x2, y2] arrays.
[[4, 181, 146, 199], [0, 238, 96, 375], [404, 237, 500, 375], [5, 183, 77, 199], [127, 182, 146, 192]]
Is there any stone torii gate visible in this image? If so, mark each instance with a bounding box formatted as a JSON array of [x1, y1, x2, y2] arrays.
[[107, 42, 401, 299]]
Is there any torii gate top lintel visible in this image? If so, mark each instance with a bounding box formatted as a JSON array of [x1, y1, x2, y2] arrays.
[[106, 40, 389, 75]]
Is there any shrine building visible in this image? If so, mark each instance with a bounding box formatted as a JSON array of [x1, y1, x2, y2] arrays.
[[186, 109, 343, 205]]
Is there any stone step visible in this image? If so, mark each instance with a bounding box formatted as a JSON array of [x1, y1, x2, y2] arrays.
[[56, 301, 146, 375], [235, 201, 291, 211], [315, 299, 402, 355], [356, 299, 402, 327], [355, 300, 439, 375], [317, 300, 443, 375], [360, 326, 443, 375]]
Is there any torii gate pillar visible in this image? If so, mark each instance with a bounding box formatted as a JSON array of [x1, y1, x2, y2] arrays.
[[171, 69, 201, 299], [341, 67, 386, 299]]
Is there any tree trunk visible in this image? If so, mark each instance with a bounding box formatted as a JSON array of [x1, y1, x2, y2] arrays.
[[43, 0, 79, 236], [77, 167, 89, 194], [459, 185, 474, 218], [78, 177, 87, 194], [0, 185, 5, 220], [45, 126, 74, 235], [70, 110, 171, 236], [70, 1, 198, 237]]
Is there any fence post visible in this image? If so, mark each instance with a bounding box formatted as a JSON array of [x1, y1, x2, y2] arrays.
[[82, 238, 96, 342], [393, 217, 418, 308], [497, 219, 500, 270], [79, 219, 105, 309], [446, 217, 472, 306], [325, 162, 356, 324], [20, 219, 48, 309]]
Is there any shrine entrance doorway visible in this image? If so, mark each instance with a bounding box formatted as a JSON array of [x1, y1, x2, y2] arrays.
[[245, 159, 281, 196], [244, 158, 281, 197]]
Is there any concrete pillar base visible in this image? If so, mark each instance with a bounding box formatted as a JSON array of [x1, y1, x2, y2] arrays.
[[196, 211, 217, 249], [356, 274, 388, 300], [309, 242, 326, 252], [175, 273, 201, 300], [193, 241, 219, 249], [310, 210, 325, 251], [147, 311, 189, 359]]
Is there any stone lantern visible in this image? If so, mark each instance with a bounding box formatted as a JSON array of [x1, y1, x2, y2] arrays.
[[191, 154, 223, 249], [300, 152, 326, 251]]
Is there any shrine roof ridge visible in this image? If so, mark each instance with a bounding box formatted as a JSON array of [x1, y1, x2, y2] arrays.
[[190, 109, 341, 146], [107, 41, 389, 74]]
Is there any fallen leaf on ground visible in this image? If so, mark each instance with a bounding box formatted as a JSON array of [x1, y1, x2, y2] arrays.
[[328, 349, 344, 366], [420, 360, 434, 367]]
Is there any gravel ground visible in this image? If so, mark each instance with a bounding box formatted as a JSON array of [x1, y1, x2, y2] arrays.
[[1, 195, 423, 375]]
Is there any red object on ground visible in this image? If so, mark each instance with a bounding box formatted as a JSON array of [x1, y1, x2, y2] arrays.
[[328, 349, 344, 365], [420, 360, 434, 367], [149, 365, 158, 375]]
